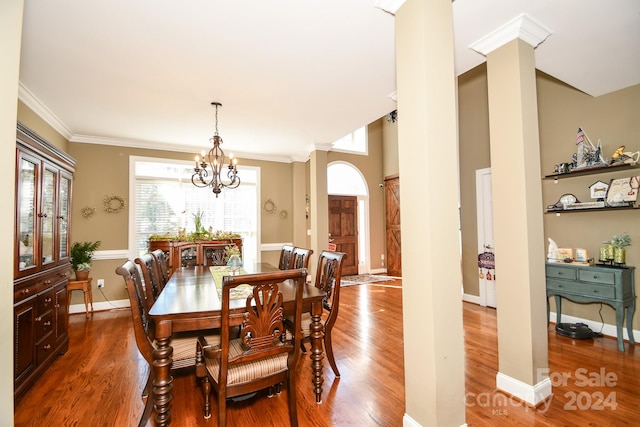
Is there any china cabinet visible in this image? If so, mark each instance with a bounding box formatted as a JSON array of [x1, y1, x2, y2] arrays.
[[14, 122, 75, 398]]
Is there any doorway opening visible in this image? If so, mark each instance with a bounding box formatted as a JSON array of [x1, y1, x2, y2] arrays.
[[327, 161, 369, 274]]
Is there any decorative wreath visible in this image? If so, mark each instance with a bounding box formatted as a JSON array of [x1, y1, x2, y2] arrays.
[[81, 206, 96, 219], [279, 210, 288, 219], [263, 199, 277, 214], [103, 194, 126, 213]]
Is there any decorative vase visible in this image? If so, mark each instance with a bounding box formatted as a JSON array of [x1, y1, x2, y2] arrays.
[[614, 247, 626, 265], [599, 246, 608, 262], [605, 244, 615, 261], [75, 270, 90, 280]]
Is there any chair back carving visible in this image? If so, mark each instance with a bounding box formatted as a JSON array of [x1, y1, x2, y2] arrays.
[[135, 253, 164, 306], [291, 247, 313, 270], [315, 250, 346, 322], [278, 244, 296, 270], [151, 249, 170, 286], [202, 243, 228, 267], [116, 261, 155, 364]]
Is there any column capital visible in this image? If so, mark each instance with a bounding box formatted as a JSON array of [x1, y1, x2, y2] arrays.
[[469, 13, 552, 56]]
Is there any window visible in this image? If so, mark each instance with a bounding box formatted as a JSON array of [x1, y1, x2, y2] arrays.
[[130, 156, 260, 265], [331, 126, 367, 154]]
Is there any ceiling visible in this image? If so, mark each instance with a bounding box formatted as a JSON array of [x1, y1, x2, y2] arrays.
[[18, 0, 640, 163]]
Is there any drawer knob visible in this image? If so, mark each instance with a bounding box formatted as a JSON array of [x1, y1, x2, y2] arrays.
[[35, 316, 42, 322], [42, 344, 51, 351], [43, 320, 51, 326], [21, 289, 30, 295]]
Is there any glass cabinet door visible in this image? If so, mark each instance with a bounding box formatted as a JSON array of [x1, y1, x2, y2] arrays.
[[17, 155, 38, 272], [41, 165, 56, 267], [58, 172, 72, 262]]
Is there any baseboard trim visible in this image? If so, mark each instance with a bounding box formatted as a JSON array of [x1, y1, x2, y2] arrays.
[[69, 299, 130, 315], [496, 372, 552, 407], [403, 413, 467, 427]]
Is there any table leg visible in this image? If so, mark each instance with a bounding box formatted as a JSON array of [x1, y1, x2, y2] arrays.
[[309, 300, 324, 404], [615, 306, 625, 352], [554, 296, 562, 324], [153, 334, 174, 426], [83, 289, 89, 318], [627, 302, 636, 345]]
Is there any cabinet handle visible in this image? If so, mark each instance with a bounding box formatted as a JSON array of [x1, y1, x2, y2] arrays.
[[38, 212, 48, 218], [21, 288, 30, 295], [42, 344, 51, 351], [35, 316, 42, 322], [44, 297, 52, 304], [44, 279, 51, 284], [43, 321, 51, 326], [593, 290, 599, 294]]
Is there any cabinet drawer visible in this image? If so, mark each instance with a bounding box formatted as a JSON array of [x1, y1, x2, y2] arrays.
[[36, 334, 55, 365], [14, 283, 40, 304], [546, 265, 577, 280], [35, 311, 53, 341], [578, 269, 616, 285], [547, 279, 615, 299], [38, 289, 55, 314]]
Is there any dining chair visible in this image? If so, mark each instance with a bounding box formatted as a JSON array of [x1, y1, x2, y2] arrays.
[[150, 249, 170, 286], [195, 268, 307, 427], [286, 250, 346, 377], [201, 243, 229, 267], [135, 253, 164, 309], [116, 260, 220, 427], [290, 247, 313, 270], [278, 244, 296, 270]]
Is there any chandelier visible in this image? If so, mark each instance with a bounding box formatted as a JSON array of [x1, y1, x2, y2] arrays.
[[192, 102, 240, 197]]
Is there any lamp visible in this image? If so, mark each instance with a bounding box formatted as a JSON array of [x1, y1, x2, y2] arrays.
[[192, 102, 240, 197]]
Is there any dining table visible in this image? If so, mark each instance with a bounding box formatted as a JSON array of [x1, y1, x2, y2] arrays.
[[148, 263, 327, 426]]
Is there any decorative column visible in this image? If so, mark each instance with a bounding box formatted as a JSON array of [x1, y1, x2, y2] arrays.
[[470, 14, 553, 405]]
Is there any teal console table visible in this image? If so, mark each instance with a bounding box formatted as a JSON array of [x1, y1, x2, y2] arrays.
[[545, 262, 636, 351]]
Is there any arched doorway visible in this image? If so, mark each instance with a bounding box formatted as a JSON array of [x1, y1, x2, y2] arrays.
[[327, 161, 369, 274]]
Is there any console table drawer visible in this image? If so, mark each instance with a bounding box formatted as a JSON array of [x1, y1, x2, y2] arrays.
[[546, 265, 577, 280], [578, 269, 616, 285], [546, 279, 616, 299]]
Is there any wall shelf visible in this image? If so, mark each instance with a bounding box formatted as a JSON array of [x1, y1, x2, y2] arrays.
[[544, 163, 639, 180]]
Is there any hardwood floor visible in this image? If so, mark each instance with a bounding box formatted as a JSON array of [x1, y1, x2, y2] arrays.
[[14, 278, 640, 426]]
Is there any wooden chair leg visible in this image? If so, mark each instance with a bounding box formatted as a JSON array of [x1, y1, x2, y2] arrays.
[[138, 386, 153, 427], [218, 392, 227, 427], [201, 377, 211, 419], [287, 373, 299, 427], [324, 327, 341, 377]]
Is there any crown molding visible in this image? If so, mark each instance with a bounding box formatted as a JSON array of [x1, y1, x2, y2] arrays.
[[469, 13, 553, 56], [18, 82, 74, 140], [70, 134, 297, 164]]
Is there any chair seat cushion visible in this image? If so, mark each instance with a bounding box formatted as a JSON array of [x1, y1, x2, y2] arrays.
[[155, 330, 220, 367], [205, 338, 288, 386]]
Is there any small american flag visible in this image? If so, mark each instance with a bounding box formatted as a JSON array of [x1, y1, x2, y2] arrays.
[[576, 127, 585, 144]]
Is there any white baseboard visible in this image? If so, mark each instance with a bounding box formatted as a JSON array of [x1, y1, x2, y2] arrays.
[[68, 299, 130, 315], [462, 293, 481, 305], [403, 413, 467, 427], [496, 372, 552, 406], [369, 268, 388, 275]]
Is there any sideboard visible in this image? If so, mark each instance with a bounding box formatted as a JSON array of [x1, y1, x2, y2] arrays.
[[148, 238, 243, 276], [545, 262, 636, 351]]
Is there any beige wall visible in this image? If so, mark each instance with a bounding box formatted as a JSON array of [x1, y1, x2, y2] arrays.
[[458, 66, 640, 330]]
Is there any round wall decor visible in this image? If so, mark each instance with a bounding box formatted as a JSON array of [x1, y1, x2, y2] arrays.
[[103, 194, 126, 213], [81, 206, 96, 218], [263, 198, 277, 214]]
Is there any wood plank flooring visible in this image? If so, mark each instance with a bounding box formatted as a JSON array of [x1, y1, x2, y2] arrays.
[[14, 278, 640, 426]]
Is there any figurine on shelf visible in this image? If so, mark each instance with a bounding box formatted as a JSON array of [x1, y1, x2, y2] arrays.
[[610, 145, 626, 164]]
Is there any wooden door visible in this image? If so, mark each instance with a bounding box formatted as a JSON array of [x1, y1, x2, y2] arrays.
[[328, 195, 358, 276], [385, 176, 401, 277]]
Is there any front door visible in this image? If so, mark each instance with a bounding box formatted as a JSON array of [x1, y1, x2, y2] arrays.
[[328, 195, 358, 276]]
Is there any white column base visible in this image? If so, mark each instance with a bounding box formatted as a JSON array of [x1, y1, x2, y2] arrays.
[[496, 372, 552, 406]]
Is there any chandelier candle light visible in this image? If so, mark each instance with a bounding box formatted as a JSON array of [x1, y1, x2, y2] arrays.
[[192, 102, 240, 197]]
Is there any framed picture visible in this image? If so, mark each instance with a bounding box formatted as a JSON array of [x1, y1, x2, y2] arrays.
[[606, 176, 639, 206]]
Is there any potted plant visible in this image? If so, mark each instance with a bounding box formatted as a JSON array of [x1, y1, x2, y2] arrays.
[[71, 241, 101, 280]]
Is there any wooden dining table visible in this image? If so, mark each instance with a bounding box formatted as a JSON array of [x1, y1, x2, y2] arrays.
[[148, 263, 327, 426]]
